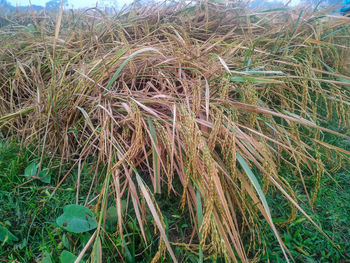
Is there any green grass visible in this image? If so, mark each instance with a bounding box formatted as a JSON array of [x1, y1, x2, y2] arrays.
[[0, 141, 94, 262], [0, 140, 203, 262], [260, 172, 350, 262], [260, 129, 350, 262], [0, 136, 349, 262]]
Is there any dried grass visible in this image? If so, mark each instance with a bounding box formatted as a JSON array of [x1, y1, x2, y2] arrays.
[[0, 1, 350, 262]]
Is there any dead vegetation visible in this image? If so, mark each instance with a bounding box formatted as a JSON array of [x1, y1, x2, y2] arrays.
[[0, 1, 350, 262]]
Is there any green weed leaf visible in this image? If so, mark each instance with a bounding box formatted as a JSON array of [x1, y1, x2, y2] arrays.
[[59, 250, 85, 263], [0, 225, 18, 245], [38, 169, 51, 183], [41, 251, 53, 263], [57, 205, 97, 233], [62, 233, 70, 249], [24, 162, 38, 177], [24, 163, 51, 183], [105, 206, 118, 231]]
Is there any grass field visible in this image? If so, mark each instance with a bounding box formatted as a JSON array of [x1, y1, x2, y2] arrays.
[[0, 136, 349, 262], [0, 1, 350, 262]]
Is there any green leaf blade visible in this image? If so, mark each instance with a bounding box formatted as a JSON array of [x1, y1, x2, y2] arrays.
[[57, 204, 97, 233]]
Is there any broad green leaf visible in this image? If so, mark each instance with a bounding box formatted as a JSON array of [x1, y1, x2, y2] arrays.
[[105, 201, 127, 224], [0, 225, 18, 245], [24, 162, 38, 177], [59, 250, 85, 263], [57, 205, 97, 233], [24, 163, 50, 183], [41, 251, 53, 263], [106, 206, 118, 221], [62, 233, 70, 249], [38, 169, 51, 183], [105, 206, 118, 231]]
